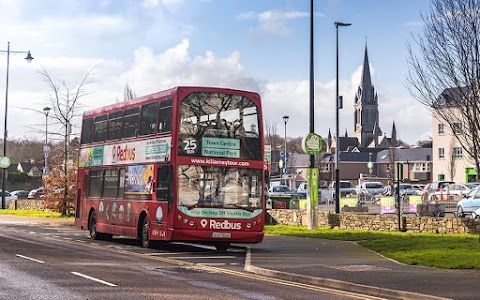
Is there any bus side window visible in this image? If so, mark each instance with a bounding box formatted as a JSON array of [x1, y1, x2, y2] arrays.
[[158, 98, 172, 133], [139, 102, 158, 136], [122, 107, 139, 139], [93, 114, 107, 143], [118, 168, 125, 198], [157, 165, 173, 210], [107, 111, 122, 141], [81, 117, 94, 145]]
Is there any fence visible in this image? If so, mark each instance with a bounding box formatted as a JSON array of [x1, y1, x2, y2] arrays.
[[272, 189, 461, 218]]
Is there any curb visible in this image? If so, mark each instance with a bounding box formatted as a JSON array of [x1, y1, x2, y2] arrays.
[[243, 248, 452, 300]]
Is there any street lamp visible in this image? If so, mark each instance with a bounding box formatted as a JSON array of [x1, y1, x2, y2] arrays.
[[283, 115, 289, 181], [334, 22, 351, 214], [43, 107, 51, 180], [0, 42, 33, 209]]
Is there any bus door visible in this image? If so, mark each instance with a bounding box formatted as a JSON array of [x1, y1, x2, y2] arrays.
[[154, 165, 173, 233]]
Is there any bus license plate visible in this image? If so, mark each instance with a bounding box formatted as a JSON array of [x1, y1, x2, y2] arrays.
[[211, 232, 231, 238]]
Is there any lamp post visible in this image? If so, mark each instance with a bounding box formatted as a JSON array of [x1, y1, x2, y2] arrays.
[[43, 107, 51, 184], [334, 22, 351, 214], [283, 115, 289, 182], [0, 42, 33, 209]]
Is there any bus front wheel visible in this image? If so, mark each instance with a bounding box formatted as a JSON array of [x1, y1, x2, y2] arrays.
[[141, 217, 151, 248]]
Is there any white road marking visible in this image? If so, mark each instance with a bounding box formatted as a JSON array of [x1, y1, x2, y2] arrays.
[[166, 256, 236, 259], [71, 272, 117, 287], [16, 254, 45, 264]]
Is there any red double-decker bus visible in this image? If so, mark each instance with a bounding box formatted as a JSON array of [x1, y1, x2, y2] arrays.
[[75, 86, 265, 249]]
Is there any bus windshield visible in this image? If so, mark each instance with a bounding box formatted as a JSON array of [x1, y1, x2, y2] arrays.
[[178, 92, 262, 160], [177, 165, 262, 210]]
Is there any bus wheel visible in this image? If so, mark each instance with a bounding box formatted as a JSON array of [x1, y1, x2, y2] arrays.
[[141, 217, 151, 248], [89, 212, 112, 241], [89, 212, 101, 240], [214, 242, 230, 251]]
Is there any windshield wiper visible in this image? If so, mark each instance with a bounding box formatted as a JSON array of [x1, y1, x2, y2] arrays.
[[231, 204, 255, 212]]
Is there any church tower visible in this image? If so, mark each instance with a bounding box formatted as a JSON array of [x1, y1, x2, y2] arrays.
[[353, 44, 382, 147]]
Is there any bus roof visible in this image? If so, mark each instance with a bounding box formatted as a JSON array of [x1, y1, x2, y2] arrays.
[[82, 86, 261, 118]]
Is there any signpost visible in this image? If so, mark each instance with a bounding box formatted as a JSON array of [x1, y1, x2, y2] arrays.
[[303, 133, 322, 230]]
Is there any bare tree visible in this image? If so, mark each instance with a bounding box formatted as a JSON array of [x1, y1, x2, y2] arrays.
[[124, 83, 136, 101], [39, 66, 95, 215], [447, 138, 457, 180], [407, 0, 480, 173]]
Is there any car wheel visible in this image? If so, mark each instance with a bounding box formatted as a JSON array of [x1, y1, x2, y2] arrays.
[[457, 206, 464, 218]]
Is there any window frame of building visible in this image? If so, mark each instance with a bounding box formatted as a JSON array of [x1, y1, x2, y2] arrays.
[[452, 122, 462, 135], [413, 162, 430, 172], [438, 148, 445, 159], [438, 123, 445, 135], [453, 147, 463, 158]]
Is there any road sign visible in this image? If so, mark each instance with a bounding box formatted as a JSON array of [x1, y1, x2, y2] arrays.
[[44, 152, 49, 158], [0, 156, 11, 169], [43, 145, 50, 152]]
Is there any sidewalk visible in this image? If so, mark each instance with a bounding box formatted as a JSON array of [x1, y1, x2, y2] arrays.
[[244, 235, 479, 300]]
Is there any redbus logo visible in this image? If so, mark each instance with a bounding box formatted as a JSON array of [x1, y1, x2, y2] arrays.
[[112, 145, 136, 162], [200, 219, 241, 230]]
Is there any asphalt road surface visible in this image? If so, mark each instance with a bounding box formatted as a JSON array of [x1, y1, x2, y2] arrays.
[[0, 218, 387, 300]]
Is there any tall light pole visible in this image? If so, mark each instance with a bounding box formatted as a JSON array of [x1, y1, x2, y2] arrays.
[[43, 107, 51, 188], [282, 115, 289, 182], [0, 42, 33, 209], [334, 22, 351, 214]]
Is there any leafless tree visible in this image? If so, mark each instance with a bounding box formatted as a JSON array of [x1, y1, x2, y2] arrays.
[[407, 0, 480, 173], [124, 83, 136, 101], [447, 138, 457, 180], [38, 66, 95, 215]]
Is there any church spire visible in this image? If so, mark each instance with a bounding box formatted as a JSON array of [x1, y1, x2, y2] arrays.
[[391, 120, 397, 147], [360, 44, 372, 93]]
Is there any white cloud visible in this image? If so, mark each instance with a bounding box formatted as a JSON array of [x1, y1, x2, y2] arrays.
[[237, 10, 312, 39]]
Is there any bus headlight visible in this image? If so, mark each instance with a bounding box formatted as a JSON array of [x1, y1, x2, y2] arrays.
[[246, 223, 252, 228], [189, 221, 194, 226]]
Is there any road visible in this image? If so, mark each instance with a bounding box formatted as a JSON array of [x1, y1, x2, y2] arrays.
[[0, 218, 388, 300]]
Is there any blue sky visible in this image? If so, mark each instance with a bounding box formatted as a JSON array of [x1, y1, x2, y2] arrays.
[[0, 0, 432, 145]]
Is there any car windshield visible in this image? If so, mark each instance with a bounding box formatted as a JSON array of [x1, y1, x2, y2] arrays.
[[366, 183, 383, 189], [274, 186, 289, 192], [339, 182, 353, 188]]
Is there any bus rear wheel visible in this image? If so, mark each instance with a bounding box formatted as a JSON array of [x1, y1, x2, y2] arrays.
[[141, 217, 151, 248], [89, 212, 112, 241]]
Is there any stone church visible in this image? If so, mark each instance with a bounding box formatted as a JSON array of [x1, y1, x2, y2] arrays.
[[327, 44, 397, 154]]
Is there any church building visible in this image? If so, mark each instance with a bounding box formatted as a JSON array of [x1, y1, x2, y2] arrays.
[[327, 44, 397, 154]]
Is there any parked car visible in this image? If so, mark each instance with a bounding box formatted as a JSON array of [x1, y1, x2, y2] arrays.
[[456, 186, 480, 217], [0, 190, 15, 207], [433, 183, 471, 200], [394, 183, 417, 196], [465, 182, 480, 189], [10, 190, 30, 199], [28, 188, 45, 199], [358, 181, 385, 198], [267, 185, 290, 197], [425, 181, 455, 202], [412, 184, 426, 195], [329, 180, 357, 198]]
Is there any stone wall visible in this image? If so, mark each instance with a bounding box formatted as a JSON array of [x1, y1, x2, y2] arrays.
[[267, 209, 480, 234], [8, 199, 44, 210]]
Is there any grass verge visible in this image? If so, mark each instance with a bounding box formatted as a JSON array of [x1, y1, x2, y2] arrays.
[[265, 224, 480, 269], [0, 209, 73, 218]]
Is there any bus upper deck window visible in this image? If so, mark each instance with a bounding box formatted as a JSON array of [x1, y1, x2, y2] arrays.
[[122, 107, 139, 139], [93, 114, 107, 143], [139, 102, 158, 136]]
